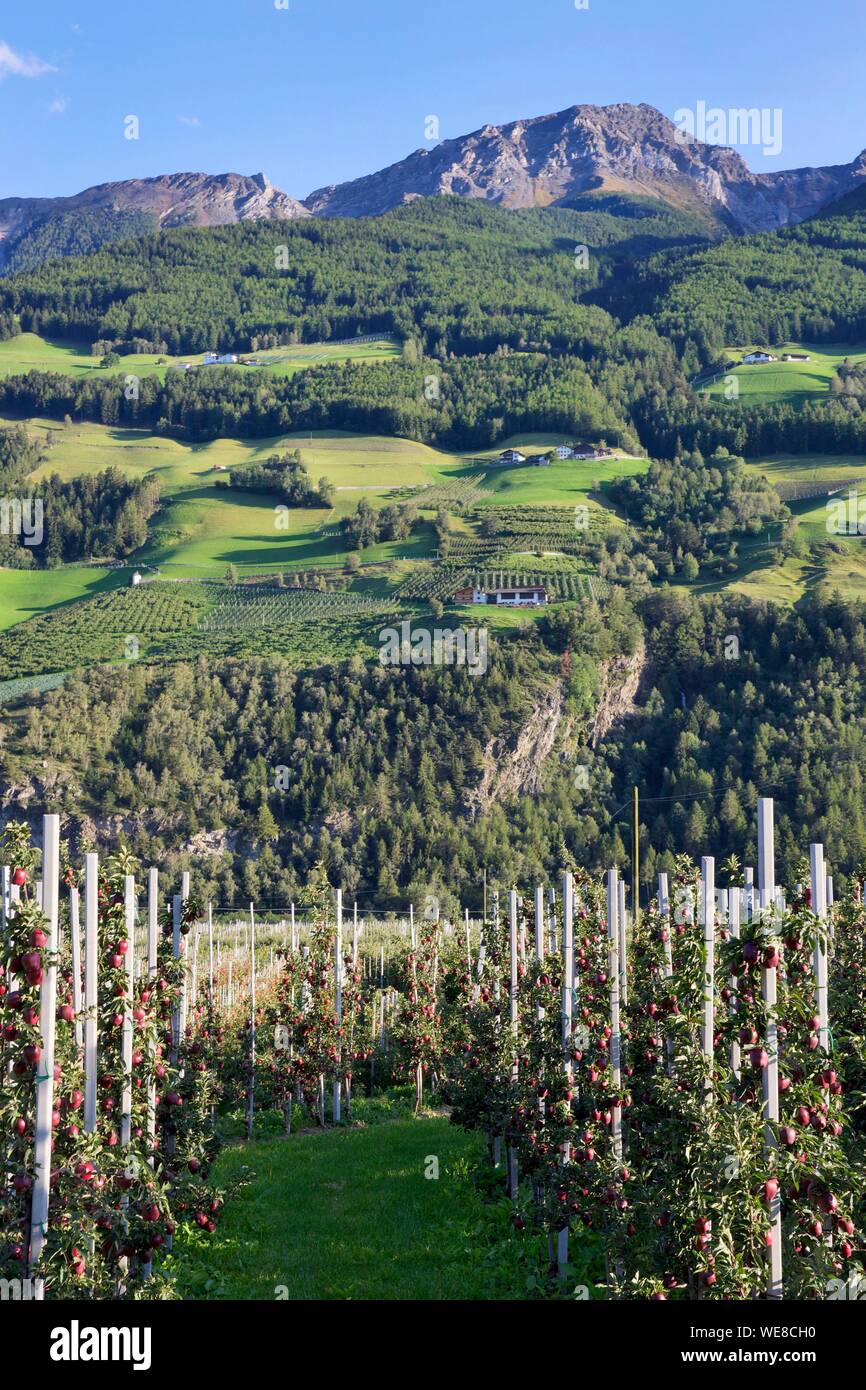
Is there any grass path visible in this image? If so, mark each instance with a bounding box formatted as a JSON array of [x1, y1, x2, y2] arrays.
[[174, 1116, 506, 1300]]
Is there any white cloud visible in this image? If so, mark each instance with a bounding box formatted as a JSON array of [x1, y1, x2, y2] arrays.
[[48, 96, 70, 114], [0, 40, 56, 80], [178, 114, 201, 127]]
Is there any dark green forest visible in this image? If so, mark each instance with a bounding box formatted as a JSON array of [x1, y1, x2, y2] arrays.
[[0, 427, 158, 567], [0, 207, 158, 277], [2, 192, 866, 458], [0, 351, 638, 450], [0, 198, 704, 356], [634, 195, 866, 361], [610, 447, 787, 574], [224, 448, 334, 506], [3, 588, 866, 902]]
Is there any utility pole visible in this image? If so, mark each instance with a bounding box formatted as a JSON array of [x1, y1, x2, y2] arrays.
[[632, 785, 640, 925]]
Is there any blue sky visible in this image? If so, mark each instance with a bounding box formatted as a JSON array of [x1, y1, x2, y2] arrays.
[[1, 0, 864, 198]]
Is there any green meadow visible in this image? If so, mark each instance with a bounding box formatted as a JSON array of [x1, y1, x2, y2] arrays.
[[0, 565, 127, 631], [2, 419, 650, 582], [698, 343, 866, 405], [742, 453, 866, 484], [0, 332, 400, 384]]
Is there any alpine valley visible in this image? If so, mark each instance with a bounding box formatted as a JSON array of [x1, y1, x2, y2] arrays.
[[2, 99, 866, 903]]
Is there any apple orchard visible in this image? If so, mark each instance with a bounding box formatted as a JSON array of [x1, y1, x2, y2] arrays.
[[1, 799, 865, 1300]]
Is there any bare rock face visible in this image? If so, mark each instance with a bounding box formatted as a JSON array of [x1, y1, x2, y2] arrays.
[[0, 171, 310, 268], [304, 102, 866, 232]]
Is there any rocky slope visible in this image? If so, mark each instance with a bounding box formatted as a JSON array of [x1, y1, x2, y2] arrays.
[[304, 103, 866, 232], [0, 171, 309, 270]]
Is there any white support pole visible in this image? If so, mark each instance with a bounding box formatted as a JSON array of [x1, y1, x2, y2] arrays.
[[84, 852, 99, 1134], [701, 857, 715, 1065], [809, 844, 829, 1054], [248, 903, 256, 1138], [618, 874, 628, 1008], [534, 886, 546, 1034], [146, 869, 158, 1157], [729, 885, 741, 1081], [1, 866, 12, 1052], [508, 890, 519, 1201], [171, 896, 182, 1067], [534, 886, 545, 963], [409, 901, 415, 950], [121, 876, 135, 1149], [29, 814, 61, 1292], [69, 886, 84, 1052], [352, 900, 359, 969], [207, 902, 214, 1004], [465, 907, 472, 973], [334, 890, 343, 1124], [607, 869, 622, 1161], [758, 797, 782, 1300], [557, 871, 574, 1272], [658, 873, 674, 1076], [745, 866, 755, 921]]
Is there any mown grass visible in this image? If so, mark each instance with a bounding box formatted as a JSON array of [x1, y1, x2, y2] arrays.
[[169, 1112, 566, 1300], [0, 564, 128, 631], [699, 342, 866, 405]]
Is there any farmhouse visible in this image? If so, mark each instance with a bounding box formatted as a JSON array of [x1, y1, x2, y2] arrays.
[[527, 453, 551, 466], [492, 448, 527, 466], [453, 584, 548, 607], [743, 351, 777, 364], [573, 442, 613, 461], [203, 352, 238, 365]]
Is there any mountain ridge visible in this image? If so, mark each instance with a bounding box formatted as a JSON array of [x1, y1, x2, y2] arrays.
[[0, 171, 310, 272], [2, 103, 865, 272], [303, 103, 866, 231]]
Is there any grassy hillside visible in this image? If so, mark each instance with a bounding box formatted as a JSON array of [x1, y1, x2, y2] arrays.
[[0, 331, 400, 383], [0, 565, 127, 631], [0, 417, 647, 678], [698, 343, 866, 405], [3, 417, 646, 580]]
